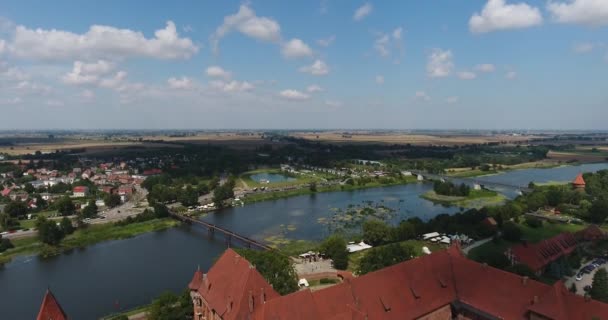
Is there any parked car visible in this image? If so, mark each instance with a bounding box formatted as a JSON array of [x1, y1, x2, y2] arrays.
[[576, 273, 584, 281], [584, 285, 592, 292]]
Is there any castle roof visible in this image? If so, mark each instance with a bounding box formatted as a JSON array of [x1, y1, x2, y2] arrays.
[[573, 173, 586, 186], [36, 289, 68, 320]]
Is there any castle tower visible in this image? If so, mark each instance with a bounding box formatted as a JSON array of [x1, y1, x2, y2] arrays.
[[572, 173, 586, 191], [37, 289, 68, 320]]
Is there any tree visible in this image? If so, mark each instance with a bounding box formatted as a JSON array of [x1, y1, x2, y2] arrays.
[[23, 183, 35, 194], [0, 213, 15, 230], [362, 220, 393, 246], [148, 290, 193, 320], [394, 221, 417, 241], [178, 185, 199, 207], [81, 199, 98, 218], [35, 194, 47, 209], [4, 201, 28, 218], [309, 182, 317, 192], [212, 181, 234, 208], [35, 216, 64, 245], [525, 217, 543, 228], [55, 196, 75, 216], [590, 268, 608, 302], [589, 199, 608, 224], [319, 235, 349, 270], [236, 249, 299, 295], [103, 193, 121, 208], [502, 222, 522, 242], [471, 248, 510, 269], [0, 235, 13, 253], [60, 217, 74, 235], [357, 243, 416, 275]]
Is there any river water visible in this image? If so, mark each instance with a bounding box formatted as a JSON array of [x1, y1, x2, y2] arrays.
[[1, 163, 607, 319]]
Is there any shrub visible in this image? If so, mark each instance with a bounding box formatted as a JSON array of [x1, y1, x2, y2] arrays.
[[525, 217, 543, 228]]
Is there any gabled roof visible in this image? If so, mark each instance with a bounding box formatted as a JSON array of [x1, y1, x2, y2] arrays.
[[508, 232, 578, 272], [196, 248, 279, 320], [36, 289, 68, 320], [188, 268, 204, 291], [573, 173, 586, 186]]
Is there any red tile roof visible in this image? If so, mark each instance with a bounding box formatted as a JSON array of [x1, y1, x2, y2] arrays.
[[193, 244, 608, 320], [36, 289, 67, 320], [188, 268, 204, 290], [573, 173, 586, 186], [1, 187, 12, 197], [72, 186, 88, 193], [507, 232, 578, 272]]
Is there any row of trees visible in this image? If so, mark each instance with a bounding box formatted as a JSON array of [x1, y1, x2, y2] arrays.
[[36, 216, 74, 245], [433, 180, 470, 197]]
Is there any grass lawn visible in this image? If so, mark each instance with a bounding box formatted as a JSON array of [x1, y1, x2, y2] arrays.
[[421, 189, 506, 208], [239, 168, 325, 189], [348, 240, 443, 272]]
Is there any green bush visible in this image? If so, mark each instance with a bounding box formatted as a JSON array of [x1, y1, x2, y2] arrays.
[[525, 217, 543, 228]]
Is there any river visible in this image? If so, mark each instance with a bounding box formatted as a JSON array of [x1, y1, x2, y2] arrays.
[[1, 163, 607, 319]]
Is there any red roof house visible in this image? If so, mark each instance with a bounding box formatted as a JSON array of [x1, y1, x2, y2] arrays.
[[505, 232, 578, 274], [573, 173, 586, 189], [72, 186, 89, 197], [1, 187, 12, 197], [190, 245, 608, 320], [36, 289, 67, 320]]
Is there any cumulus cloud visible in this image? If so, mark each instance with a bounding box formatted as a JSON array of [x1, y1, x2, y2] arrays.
[[458, 71, 477, 80], [475, 63, 496, 72], [46, 99, 64, 107], [375, 75, 384, 84], [317, 35, 336, 47], [548, 0, 608, 26], [279, 89, 310, 100], [10, 21, 198, 60], [469, 0, 543, 34], [325, 99, 343, 107], [281, 38, 313, 58], [415, 91, 431, 101], [446, 96, 460, 104], [354, 3, 373, 21], [211, 4, 281, 53], [206, 66, 232, 79], [210, 80, 254, 93], [62, 60, 114, 85], [299, 59, 329, 75], [373, 27, 403, 60], [427, 49, 453, 78], [167, 76, 194, 89], [306, 84, 323, 93], [505, 71, 517, 79], [573, 42, 595, 53]]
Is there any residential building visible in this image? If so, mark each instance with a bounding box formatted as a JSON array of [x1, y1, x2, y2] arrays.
[[72, 186, 89, 197], [188, 246, 608, 320], [505, 233, 578, 275]]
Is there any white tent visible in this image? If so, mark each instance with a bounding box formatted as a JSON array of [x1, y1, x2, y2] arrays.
[[422, 232, 440, 240], [346, 241, 373, 253]]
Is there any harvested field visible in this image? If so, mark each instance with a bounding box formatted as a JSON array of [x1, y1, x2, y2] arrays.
[[547, 150, 608, 163]]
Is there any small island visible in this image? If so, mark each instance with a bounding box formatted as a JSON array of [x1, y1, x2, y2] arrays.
[[421, 180, 506, 208]]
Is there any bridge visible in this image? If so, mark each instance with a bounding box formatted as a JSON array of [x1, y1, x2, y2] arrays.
[[168, 211, 272, 251], [409, 170, 532, 194]]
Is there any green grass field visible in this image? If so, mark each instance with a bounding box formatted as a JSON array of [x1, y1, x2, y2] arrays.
[[347, 240, 443, 272], [421, 189, 506, 208]]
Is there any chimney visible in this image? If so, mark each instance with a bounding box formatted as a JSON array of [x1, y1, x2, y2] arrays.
[[522, 276, 529, 286], [532, 295, 539, 304]]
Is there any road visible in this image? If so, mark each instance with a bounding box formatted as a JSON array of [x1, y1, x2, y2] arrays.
[[564, 262, 607, 295]]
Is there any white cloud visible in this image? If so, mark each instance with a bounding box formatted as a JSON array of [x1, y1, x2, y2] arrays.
[[415, 91, 431, 101], [475, 63, 496, 72], [427, 49, 453, 78], [458, 71, 477, 80], [354, 3, 373, 21], [446, 96, 460, 104], [505, 71, 517, 79], [469, 0, 543, 34], [281, 38, 313, 58], [325, 99, 343, 107], [548, 0, 608, 26], [375, 75, 384, 84], [374, 27, 403, 60], [306, 84, 324, 93], [99, 71, 128, 89], [211, 4, 281, 53], [167, 76, 194, 89], [317, 35, 336, 47], [15, 80, 51, 94], [10, 21, 198, 60], [299, 59, 329, 75], [206, 66, 232, 79], [81, 89, 95, 99], [46, 99, 64, 107], [0, 97, 22, 105], [573, 42, 595, 53], [62, 60, 114, 85], [279, 89, 310, 100], [210, 80, 254, 93]]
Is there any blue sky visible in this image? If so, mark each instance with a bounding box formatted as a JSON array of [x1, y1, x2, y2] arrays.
[[0, 0, 607, 130]]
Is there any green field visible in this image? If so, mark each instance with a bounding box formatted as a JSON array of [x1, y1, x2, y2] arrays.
[[347, 240, 443, 272], [421, 189, 506, 208]]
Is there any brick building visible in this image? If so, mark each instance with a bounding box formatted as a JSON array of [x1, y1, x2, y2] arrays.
[[189, 245, 608, 320]]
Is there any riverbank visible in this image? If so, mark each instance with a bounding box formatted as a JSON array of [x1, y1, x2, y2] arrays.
[[421, 189, 506, 208], [242, 176, 417, 204], [446, 161, 566, 178], [0, 218, 179, 266]]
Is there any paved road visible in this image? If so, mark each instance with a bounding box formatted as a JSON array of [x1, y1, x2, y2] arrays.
[[565, 262, 608, 295]]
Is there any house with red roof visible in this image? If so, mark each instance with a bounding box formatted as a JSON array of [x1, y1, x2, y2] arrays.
[[573, 173, 586, 191], [189, 246, 608, 320], [505, 232, 578, 275], [36, 289, 67, 320], [72, 186, 89, 197]]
